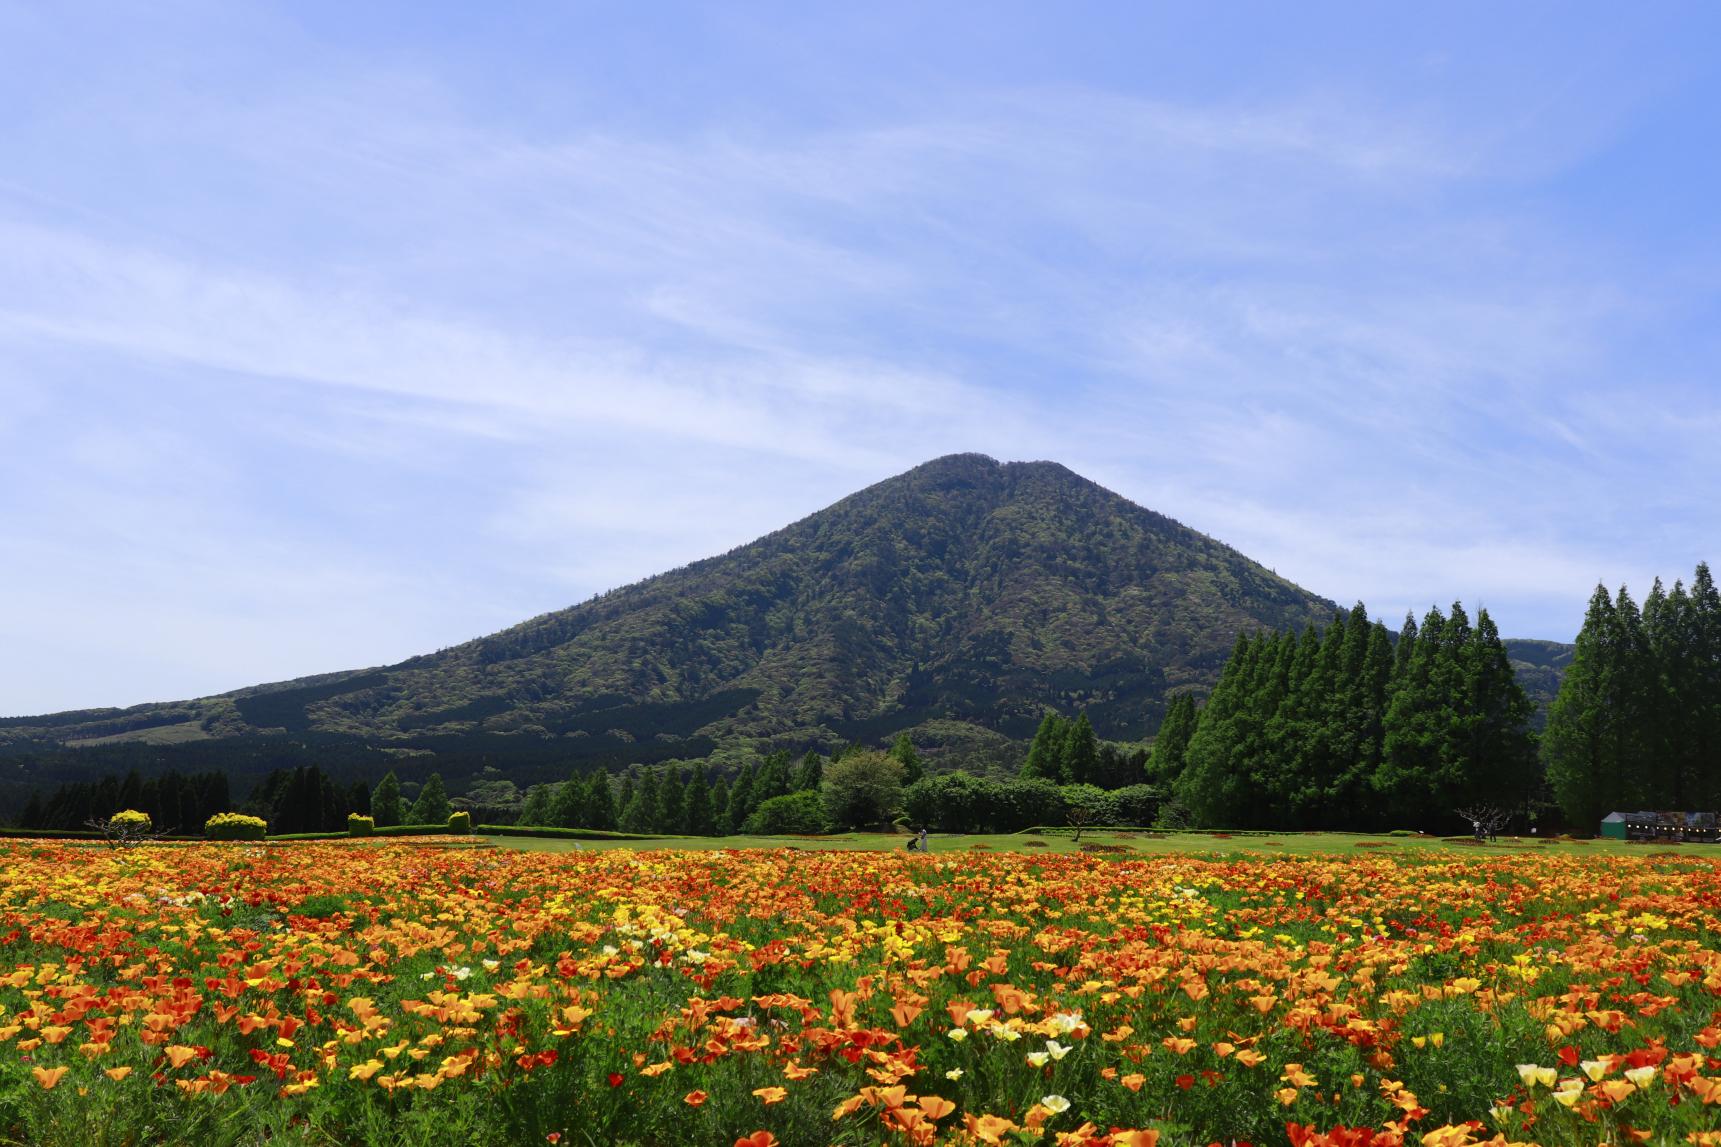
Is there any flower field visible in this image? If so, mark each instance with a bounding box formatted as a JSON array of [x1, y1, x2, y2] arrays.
[[0, 841, 1719, 1146]]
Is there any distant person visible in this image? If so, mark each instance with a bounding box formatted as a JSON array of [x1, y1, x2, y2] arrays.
[[916, 827, 929, 853]]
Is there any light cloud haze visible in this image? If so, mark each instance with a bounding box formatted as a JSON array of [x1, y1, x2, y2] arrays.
[[3, 1, 1719, 714]]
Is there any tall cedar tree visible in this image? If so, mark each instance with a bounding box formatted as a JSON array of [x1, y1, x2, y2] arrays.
[[753, 752, 791, 805], [681, 764, 716, 835], [1064, 713, 1099, 786], [656, 767, 686, 835], [619, 770, 659, 834], [1177, 602, 1532, 832], [1148, 694, 1198, 783], [518, 784, 553, 827], [889, 734, 924, 785], [408, 773, 451, 825], [1021, 714, 1068, 782], [371, 772, 403, 827], [616, 771, 637, 825], [724, 763, 756, 835], [1545, 565, 1721, 826], [710, 777, 731, 834], [586, 772, 616, 830], [550, 769, 586, 828], [795, 751, 825, 792]]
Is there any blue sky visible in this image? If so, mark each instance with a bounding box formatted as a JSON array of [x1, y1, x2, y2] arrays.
[[3, 2, 1719, 715]]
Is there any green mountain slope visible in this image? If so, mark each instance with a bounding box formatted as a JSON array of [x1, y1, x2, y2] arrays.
[[1502, 637, 1575, 728], [3, 455, 1336, 765]]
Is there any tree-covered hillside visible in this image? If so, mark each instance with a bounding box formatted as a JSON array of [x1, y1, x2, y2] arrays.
[[2, 455, 1335, 772]]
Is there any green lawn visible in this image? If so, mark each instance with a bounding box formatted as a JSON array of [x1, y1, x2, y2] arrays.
[[482, 827, 1694, 858]]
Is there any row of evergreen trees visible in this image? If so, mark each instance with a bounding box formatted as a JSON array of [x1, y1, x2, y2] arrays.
[[1545, 565, 1721, 827], [248, 766, 372, 834], [1158, 603, 1536, 831], [17, 769, 233, 834], [1019, 712, 1150, 788], [511, 736, 926, 836], [367, 771, 451, 827]]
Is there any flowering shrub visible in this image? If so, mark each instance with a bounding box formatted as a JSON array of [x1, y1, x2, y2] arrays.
[[346, 813, 375, 837], [0, 843, 1718, 1145], [109, 809, 152, 830], [203, 811, 267, 840]]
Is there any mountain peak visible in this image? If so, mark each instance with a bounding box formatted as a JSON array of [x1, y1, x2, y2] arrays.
[[2, 458, 1336, 786]]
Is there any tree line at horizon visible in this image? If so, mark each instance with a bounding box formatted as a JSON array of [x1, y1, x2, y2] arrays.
[[1544, 564, 1721, 828], [14, 567, 1719, 839], [1151, 602, 1538, 832], [16, 769, 232, 835]]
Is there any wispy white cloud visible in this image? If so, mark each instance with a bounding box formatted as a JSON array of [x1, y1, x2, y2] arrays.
[[2, 18, 1717, 711]]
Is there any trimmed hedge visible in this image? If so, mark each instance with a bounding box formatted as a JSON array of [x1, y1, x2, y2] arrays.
[[0, 828, 107, 840], [206, 813, 268, 841], [447, 811, 472, 834], [475, 824, 663, 841], [374, 823, 458, 837], [347, 814, 375, 837]]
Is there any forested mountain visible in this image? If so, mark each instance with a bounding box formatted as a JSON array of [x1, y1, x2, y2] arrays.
[[1, 455, 1337, 798], [1503, 638, 1575, 727]]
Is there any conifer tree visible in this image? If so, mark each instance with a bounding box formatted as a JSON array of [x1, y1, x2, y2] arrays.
[[656, 767, 687, 835], [725, 763, 756, 834], [616, 770, 637, 823], [889, 734, 924, 785], [586, 771, 616, 830], [710, 776, 731, 835], [550, 770, 586, 828], [1377, 607, 1447, 824], [795, 750, 825, 792], [408, 773, 450, 825], [753, 752, 791, 805], [370, 771, 403, 827], [1178, 632, 1267, 826], [1064, 713, 1098, 786], [1148, 694, 1198, 783], [1545, 584, 1646, 827], [1456, 607, 1537, 810], [619, 769, 659, 834], [346, 779, 372, 823], [1690, 564, 1721, 807], [681, 764, 716, 836], [518, 784, 553, 827], [1021, 714, 1068, 781]]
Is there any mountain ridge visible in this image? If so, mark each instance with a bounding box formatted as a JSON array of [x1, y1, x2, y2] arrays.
[[4, 455, 1340, 751], [0, 453, 1573, 811]]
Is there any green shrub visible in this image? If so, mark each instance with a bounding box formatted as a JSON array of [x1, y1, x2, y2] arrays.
[[743, 789, 831, 835], [1106, 784, 1164, 827], [205, 812, 267, 841], [447, 811, 472, 834], [347, 814, 375, 837]]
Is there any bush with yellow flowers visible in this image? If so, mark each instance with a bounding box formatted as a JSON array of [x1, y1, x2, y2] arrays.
[[203, 811, 267, 841]]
